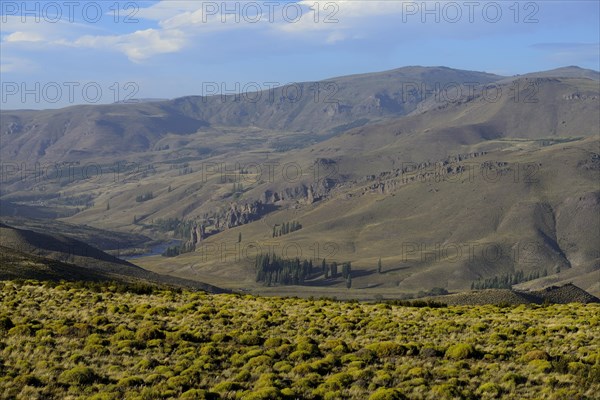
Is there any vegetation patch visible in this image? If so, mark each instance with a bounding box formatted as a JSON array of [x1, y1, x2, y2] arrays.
[[0, 280, 598, 399]]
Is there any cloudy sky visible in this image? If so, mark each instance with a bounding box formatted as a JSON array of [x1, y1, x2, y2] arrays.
[[1, 0, 598, 109]]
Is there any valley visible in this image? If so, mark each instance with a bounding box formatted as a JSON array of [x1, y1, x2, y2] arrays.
[[1, 66, 599, 299]]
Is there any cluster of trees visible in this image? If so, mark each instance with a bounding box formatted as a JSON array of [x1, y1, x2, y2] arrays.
[[178, 164, 193, 175], [135, 191, 154, 202], [320, 259, 352, 280], [272, 221, 302, 237], [162, 242, 195, 258], [154, 218, 195, 240], [255, 256, 352, 286], [471, 269, 548, 290], [255, 254, 314, 285]]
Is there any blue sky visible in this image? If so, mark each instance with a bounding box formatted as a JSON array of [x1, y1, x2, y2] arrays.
[[1, 0, 598, 109]]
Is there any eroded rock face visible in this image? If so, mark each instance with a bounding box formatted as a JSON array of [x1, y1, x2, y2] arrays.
[[260, 177, 337, 205], [190, 224, 206, 245], [219, 201, 266, 230], [188, 201, 268, 247]]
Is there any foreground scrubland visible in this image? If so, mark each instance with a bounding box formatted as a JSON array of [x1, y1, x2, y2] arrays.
[[0, 280, 598, 399]]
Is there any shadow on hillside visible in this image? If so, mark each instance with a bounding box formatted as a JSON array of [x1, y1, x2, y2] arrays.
[[351, 269, 377, 278], [359, 283, 384, 289], [305, 278, 342, 287], [382, 266, 410, 274]]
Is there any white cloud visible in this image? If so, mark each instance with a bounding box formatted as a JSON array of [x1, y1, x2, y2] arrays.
[[4, 31, 44, 42], [66, 28, 187, 62], [0, 56, 37, 73], [134, 1, 203, 21]]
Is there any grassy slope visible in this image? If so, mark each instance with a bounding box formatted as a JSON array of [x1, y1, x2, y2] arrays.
[[135, 136, 599, 298], [0, 280, 598, 399], [0, 224, 228, 293]]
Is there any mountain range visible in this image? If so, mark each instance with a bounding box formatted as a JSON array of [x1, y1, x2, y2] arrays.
[[1, 65, 598, 299]]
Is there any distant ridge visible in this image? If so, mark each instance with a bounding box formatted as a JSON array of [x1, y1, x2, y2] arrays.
[[430, 284, 600, 306], [503, 66, 600, 82]]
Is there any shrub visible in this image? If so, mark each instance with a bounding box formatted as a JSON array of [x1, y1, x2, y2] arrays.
[[445, 343, 477, 360], [243, 386, 281, 399], [529, 359, 553, 373], [117, 376, 145, 387], [288, 350, 312, 361], [366, 341, 406, 358], [522, 350, 549, 362], [264, 337, 285, 348], [8, 324, 33, 336], [420, 346, 441, 358], [58, 366, 99, 386], [501, 372, 527, 385], [0, 316, 15, 333], [477, 382, 502, 397], [296, 337, 320, 356], [273, 361, 293, 373], [136, 325, 165, 341], [211, 381, 243, 393], [211, 333, 232, 343], [368, 388, 407, 400], [247, 355, 274, 368], [324, 372, 353, 390], [238, 332, 264, 345], [180, 389, 219, 399]]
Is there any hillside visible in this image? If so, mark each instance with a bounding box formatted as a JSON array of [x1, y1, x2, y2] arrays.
[[0, 245, 116, 282], [131, 76, 600, 297], [1, 280, 599, 399], [0, 66, 502, 165], [0, 223, 228, 293], [427, 284, 600, 306], [1, 66, 598, 298]]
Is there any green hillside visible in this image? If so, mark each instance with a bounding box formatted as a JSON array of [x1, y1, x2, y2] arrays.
[[0, 280, 598, 399]]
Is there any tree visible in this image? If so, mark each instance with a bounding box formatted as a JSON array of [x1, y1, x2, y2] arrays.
[[341, 263, 352, 279], [377, 257, 382, 274], [331, 262, 338, 278]]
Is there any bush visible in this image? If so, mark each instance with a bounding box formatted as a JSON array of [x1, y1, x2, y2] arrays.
[[117, 376, 145, 387], [502, 372, 527, 385], [243, 387, 281, 400], [368, 388, 407, 400], [238, 332, 264, 345], [366, 341, 406, 358], [445, 343, 477, 360], [522, 350, 549, 362], [477, 382, 502, 397], [136, 326, 165, 341], [529, 359, 552, 373], [324, 372, 353, 390], [211, 381, 243, 393], [180, 389, 219, 399], [58, 366, 99, 386], [8, 324, 33, 336], [0, 316, 15, 333]]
